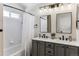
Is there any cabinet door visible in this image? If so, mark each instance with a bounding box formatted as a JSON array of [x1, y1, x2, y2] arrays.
[[38, 41, 45, 56], [32, 40, 38, 56], [66, 46, 79, 56], [55, 44, 65, 56]]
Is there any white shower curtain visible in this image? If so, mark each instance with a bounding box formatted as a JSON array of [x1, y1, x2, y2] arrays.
[[22, 13, 34, 56]]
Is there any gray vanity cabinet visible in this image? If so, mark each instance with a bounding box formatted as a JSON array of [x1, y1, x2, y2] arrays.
[[38, 41, 45, 56], [65, 46, 79, 56], [32, 40, 79, 56], [32, 40, 38, 56], [55, 44, 65, 56]]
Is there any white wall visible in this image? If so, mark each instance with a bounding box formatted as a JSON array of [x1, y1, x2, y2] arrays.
[[35, 4, 77, 41]]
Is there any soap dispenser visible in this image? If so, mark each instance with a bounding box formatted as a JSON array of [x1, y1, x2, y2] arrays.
[[39, 34, 41, 38], [69, 36, 72, 41], [42, 34, 46, 38], [62, 35, 64, 40], [51, 33, 55, 39]]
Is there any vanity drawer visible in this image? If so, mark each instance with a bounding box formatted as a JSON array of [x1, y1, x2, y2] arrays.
[[46, 48, 54, 56], [46, 42, 54, 48]]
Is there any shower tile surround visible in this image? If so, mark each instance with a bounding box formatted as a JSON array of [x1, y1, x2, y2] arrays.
[[35, 4, 77, 42]]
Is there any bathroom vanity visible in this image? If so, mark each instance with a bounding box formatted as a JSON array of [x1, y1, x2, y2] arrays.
[[32, 12, 78, 56], [32, 4, 78, 56], [31, 38, 79, 56]]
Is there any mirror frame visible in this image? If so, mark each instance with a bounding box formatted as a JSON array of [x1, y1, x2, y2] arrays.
[[56, 12, 72, 34], [40, 15, 51, 33]]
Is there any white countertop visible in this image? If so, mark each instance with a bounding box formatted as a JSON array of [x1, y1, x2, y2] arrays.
[[32, 37, 79, 47]]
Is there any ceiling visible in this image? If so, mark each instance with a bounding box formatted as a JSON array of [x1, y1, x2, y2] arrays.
[[21, 3, 54, 12], [21, 3, 53, 9]]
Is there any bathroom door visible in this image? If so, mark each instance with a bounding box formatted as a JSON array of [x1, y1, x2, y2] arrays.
[[3, 6, 23, 55]]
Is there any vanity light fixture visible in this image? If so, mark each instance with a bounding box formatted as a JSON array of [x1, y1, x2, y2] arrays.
[[39, 3, 63, 13], [39, 8, 43, 13], [59, 5, 64, 10], [39, 6, 49, 13], [54, 6, 57, 10], [67, 4, 72, 10], [39, 3, 72, 13], [61, 5, 64, 9]]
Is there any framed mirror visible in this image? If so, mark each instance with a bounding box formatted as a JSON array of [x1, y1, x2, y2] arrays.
[[56, 12, 72, 34], [40, 15, 51, 33], [76, 20, 79, 29]]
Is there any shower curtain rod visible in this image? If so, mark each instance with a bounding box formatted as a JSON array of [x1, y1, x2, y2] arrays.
[[3, 4, 35, 16], [3, 4, 46, 20]]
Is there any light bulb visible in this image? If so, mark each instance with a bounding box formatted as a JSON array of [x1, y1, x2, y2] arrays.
[[61, 5, 64, 9], [43, 8, 49, 14], [39, 7, 44, 14], [49, 8, 52, 12], [59, 5, 64, 11], [67, 4, 72, 10]]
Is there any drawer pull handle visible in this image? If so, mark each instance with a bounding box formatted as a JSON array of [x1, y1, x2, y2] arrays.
[[0, 29, 3, 32], [48, 51, 51, 53], [48, 45, 51, 47]]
